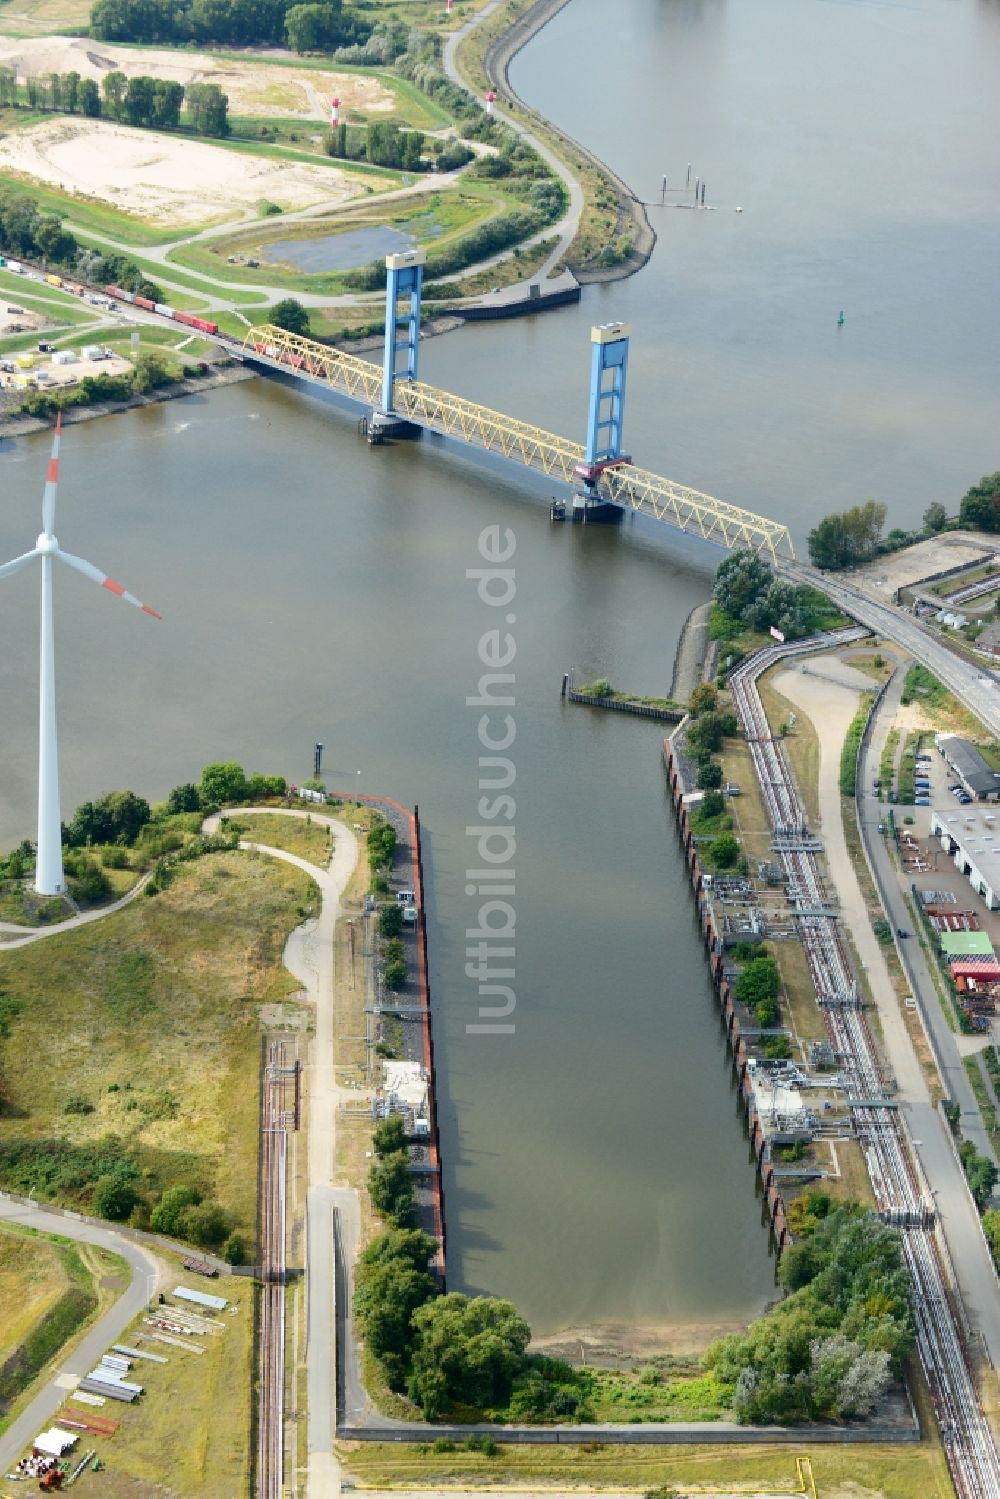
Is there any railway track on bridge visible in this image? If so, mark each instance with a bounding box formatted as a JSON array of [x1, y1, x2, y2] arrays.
[[239, 326, 794, 561], [730, 632, 1000, 1499]]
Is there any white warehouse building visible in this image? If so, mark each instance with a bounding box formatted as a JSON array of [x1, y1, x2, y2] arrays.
[[930, 809, 1000, 909]]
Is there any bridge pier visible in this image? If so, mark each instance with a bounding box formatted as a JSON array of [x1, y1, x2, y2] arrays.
[[373, 249, 426, 439], [571, 323, 632, 522]]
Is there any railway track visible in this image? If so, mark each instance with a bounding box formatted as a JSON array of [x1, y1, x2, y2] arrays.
[[729, 632, 1000, 1499], [256, 1042, 290, 1499]]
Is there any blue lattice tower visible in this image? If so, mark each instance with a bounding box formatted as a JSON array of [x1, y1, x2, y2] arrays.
[[572, 323, 631, 518], [585, 322, 630, 469], [381, 249, 425, 415]]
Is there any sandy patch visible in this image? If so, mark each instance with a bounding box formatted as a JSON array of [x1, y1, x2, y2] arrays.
[[844, 528, 1000, 599], [0, 118, 364, 226], [0, 36, 396, 121], [0, 305, 46, 335]]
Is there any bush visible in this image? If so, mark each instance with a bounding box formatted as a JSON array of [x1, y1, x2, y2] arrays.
[[151, 1183, 201, 1235], [368, 1150, 414, 1226], [93, 1172, 141, 1221], [710, 833, 740, 869], [62, 1095, 95, 1115], [373, 1115, 406, 1156], [699, 789, 725, 819], [384, 958, 407, 991], [379, 903, 403, 938], [697, 759, 723, 791], [222, 1231, 248, 1265], [178, 1200, 229, 1247]]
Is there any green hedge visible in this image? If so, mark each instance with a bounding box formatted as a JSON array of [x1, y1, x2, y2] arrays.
[[839, 695, 874, 796], [0, 1280, 96, 1411]]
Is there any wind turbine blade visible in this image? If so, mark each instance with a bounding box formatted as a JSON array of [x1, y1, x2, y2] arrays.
[[0, 548, 39, 580], [55, 549, 162, 619], [41, 412, 62, 535]]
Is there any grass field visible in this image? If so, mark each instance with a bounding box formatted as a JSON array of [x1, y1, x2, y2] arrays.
[[0, 1223, 69, 1364], [338, 1436, 954, 1497], [0, 850, 316, 1240], [173, 186, 502, 294], [0, 1223, 124, 1437], [71, 232, 268, 305], [223, 811, 332, 866], [48, 1260, 256, 1497]]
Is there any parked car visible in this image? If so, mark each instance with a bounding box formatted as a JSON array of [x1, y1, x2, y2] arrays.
[[915, 797, 930, 805]]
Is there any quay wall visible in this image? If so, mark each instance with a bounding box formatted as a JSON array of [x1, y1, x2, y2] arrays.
[[662, 734, 791, 1255]]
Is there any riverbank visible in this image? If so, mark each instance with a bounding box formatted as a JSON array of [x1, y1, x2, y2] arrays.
[[671, 600, 714, 703], [0, 361, 255, 438], [454, 0, 655, 281]]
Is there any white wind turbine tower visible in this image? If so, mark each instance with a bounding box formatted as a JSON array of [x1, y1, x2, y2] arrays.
[[0, 415, 160, 895]]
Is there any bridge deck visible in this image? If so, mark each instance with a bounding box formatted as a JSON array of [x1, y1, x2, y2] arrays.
[[241, 325, 794, 561]]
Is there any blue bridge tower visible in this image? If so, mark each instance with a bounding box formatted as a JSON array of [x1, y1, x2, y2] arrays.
[[573, 321, 631, 520], [376, 249, 425, 433]]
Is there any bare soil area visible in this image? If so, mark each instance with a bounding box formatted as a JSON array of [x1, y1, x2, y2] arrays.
[[0, 118, 366, 225], [846, 530, 1000, 598], [0, 35, 397, 120]]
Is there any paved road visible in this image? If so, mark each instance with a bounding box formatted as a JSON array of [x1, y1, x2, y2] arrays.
[[0, 872, 149, 946], [853, 675, 1000, 1365], [205, 808, 360, 1498], [442, 0, 585, 282], [0, 1197, 163, 1473], [783, 562, 1000, 736]]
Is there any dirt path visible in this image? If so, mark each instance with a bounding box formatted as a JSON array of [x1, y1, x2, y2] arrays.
[[771, 663, 928, 1106]]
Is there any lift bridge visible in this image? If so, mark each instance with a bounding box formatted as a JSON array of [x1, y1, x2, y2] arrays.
[[240, 250, 794, 560]]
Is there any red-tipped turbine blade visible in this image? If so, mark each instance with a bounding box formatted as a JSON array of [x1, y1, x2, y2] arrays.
[[41, 413, 62, 535], [55, 549, 161, 619]]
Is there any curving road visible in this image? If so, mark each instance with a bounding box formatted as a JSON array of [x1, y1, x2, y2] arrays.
[[443, 0, 585, 283], [0, 1196, 164, 1473], [0, 873, 150, 948]]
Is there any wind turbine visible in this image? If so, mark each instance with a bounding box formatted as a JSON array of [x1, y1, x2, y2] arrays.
[[0, 416, 160, 896]]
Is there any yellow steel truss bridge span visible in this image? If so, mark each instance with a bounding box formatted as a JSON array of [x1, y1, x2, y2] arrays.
[[241, 325, 794, 561]]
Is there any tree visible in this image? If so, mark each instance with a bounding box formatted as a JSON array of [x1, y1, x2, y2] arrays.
[[79, 77, 101, 117], [131, 351, 172, 394], [223, 1231, 248, 1264], [373, 1114, 407, 1156], [179, 1200, 229, 1246], [710, 832, 740, 869], [270, 297, 310, 336], [151, 1183, 201, 1234], [689, 682, 718, 717], [923, 501, 948, 533], [33, 214, 77, 266], [960, 1139, 998, 1209], [408, 1294, 531, 1417], [199, 761, 247, 806], [699, 789, 725, 819], [101, 69, 127, 120], [368, 1150, 414, 1225], [186, 80, 229, 137], [94, 1172, 140, 1220], [384, 958, 407, 991], [167, 782, 201, 814], [696, 759, 723, 791], [734, 955, 781, 1012], [284, 1, 345, 51], [63, 70, 81, 113], [687, 710, 736, 755], [807, 501, 887, 570], [713, 549, 773, 622], [378, 903, 403, 938], [959, 474, 1000, 534], [354, 1255, 439, 1385]]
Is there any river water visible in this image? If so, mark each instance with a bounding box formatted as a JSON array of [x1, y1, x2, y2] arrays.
[[1, 0, 998, 1336]]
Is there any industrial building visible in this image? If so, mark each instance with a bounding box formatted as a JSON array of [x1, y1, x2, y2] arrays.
[[930, 809, 1000, 909], [935, 734, 1000, 802]]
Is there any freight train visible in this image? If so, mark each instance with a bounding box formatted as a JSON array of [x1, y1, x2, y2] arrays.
[[103, 285, 219, 335]]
